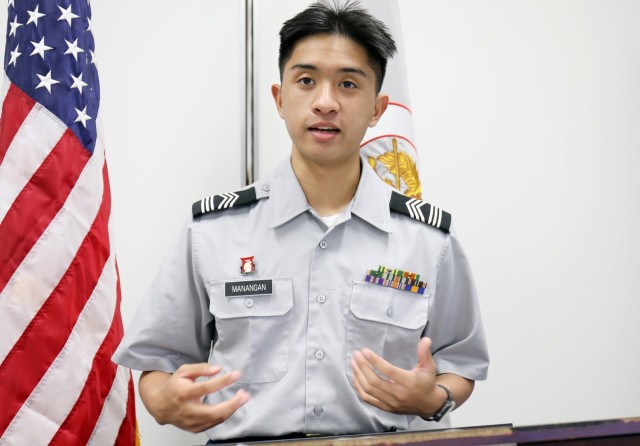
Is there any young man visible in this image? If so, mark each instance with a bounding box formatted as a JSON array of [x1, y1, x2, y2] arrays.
[[113, 1, 489, 441]]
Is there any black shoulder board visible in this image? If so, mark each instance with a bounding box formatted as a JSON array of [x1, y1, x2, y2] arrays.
[[389, 191, 451, 233], [192, 187, 257, 218]]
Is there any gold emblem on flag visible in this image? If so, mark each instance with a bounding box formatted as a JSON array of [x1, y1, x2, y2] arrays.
[[368, 138, 422, 199]]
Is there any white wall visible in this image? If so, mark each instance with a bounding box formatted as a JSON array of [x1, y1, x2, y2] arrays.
[[2, 1, 639, 444], [87, 1, 244, 444], [402, 0, 640, 428], [93, 2, 244, 444]]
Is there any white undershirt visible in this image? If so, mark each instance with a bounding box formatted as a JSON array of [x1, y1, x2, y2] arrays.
[[314, 198, 354, 228], [319, 213, 341, 227]]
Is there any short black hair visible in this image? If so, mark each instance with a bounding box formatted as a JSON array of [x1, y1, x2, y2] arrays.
[[278, 0, 397, 93]]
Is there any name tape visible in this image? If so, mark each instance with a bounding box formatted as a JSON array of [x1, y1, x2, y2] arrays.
[[225, 279, 273, 297]]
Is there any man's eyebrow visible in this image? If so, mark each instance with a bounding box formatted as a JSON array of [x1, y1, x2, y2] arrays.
[[339, 67, 367, 78], [290, 63, 317, 71], [289, 64, 367, 78]]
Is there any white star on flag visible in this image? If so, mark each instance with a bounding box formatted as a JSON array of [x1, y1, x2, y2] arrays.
[[70, 73, 88, 94], [58, 5, 79, 26], [30, 37, 53, 59], [35, 70, 60, 94], [64, 39, 85, 61], [9, 15, 22, 37], [26, 5, 46, 26], [8, 45, 21, 66], [74, 106, 92, 127]]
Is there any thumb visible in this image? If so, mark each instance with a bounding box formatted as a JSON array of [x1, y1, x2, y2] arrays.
[[416, 337, 434, 370]]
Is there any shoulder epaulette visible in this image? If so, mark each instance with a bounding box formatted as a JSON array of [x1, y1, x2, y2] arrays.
[[389, 191, 451, 233], [192, 187, 257, 218]]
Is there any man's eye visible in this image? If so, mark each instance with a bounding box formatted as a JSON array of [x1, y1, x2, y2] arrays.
[[298, 77, 315, 86], [340, 81, 357, 89]]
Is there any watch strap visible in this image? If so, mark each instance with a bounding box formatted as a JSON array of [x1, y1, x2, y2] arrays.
[[425, 384, 456, 422]]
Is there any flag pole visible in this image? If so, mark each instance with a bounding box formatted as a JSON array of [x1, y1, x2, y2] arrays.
[[243, 0, 256, 185]]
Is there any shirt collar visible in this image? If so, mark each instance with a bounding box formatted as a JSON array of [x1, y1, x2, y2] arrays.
[[350, 156, 393, 233], [264, 156, 393, 233], [265, 159, 311, 229]]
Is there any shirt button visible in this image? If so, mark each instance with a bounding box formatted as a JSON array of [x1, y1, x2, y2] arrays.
[[319, 240, 328, 249], [317, 294, 326, 304], [315, 350, 324, 360], [245, 298, 254, 308], [313, 406, 323, 416], [386, 306, 394, 318], [261, 184, 270, 192]]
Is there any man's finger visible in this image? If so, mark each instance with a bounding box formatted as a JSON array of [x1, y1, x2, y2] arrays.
[[360, 348, 411, 383], [182, 370, 242, 401], [353, 351, 389, 388], [416, 337, 435, 370], [188, 389, 251, 432], [174, 363, 222, 380], [351, 360, 392, 411], [351, 352, 398, 402]]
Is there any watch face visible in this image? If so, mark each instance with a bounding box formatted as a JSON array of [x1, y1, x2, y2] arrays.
[[443, 400, 456, 415]]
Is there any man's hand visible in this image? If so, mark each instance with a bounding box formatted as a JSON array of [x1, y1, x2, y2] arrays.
[[350, 337, 447, 419], [139, 363, 250, 433]]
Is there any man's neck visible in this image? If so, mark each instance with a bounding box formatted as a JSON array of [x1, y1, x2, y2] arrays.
[[290, 152, 361, 217]]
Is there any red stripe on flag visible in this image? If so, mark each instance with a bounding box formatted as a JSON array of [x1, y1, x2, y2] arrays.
[[114, 374, 138, 446], [0, 84, 35, 164], [48, 316, 120, 445], [387, 101, 413, 115], [0, 129, 90, 292], [360, 133, 417, 151], [49, 249, 129, 445], [0, 161, 112, 437], [113, 261, 138, 446]]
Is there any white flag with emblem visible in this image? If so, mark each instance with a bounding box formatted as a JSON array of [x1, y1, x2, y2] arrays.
[[360, 0, 422, 199]]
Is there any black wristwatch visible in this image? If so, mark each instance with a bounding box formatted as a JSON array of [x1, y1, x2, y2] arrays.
[[425, 384, 456, 422]]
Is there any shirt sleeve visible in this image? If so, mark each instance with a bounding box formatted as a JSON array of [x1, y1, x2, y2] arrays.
[[112, 219, 213, 373], [426, 225, 489, 381]]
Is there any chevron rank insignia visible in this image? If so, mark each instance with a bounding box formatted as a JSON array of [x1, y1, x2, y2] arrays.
[[192, 187, 257, 218], [389, 191, 451, 233]]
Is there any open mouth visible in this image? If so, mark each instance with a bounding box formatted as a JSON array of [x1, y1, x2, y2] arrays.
[[309, 126, 340, 134]]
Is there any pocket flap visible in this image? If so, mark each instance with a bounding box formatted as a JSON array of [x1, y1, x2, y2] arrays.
[[350, 281, 429, 330], [210, 277, 293, 319]]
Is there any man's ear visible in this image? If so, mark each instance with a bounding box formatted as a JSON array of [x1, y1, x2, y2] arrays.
[[271, 84, 284, 119], [368, 93, 389, 127]]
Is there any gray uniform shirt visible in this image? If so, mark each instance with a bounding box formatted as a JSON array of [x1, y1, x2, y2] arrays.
[[113, 158, 489, 440]]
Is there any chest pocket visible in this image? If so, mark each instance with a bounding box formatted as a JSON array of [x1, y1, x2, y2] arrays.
[[346, 281, 430, 386], [209, 277, 293, 383]]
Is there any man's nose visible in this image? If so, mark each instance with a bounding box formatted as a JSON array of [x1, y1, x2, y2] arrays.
[[312, 83, 339, 115]]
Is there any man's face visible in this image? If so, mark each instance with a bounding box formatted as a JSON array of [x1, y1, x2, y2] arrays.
[[272, 33, 388, 168]]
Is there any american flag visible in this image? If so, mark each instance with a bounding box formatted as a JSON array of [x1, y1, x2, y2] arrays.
[[0, 0, 137, 444]]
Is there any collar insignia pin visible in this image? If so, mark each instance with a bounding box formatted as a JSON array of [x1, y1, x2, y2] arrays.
[[240, 256, 256, 275]]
